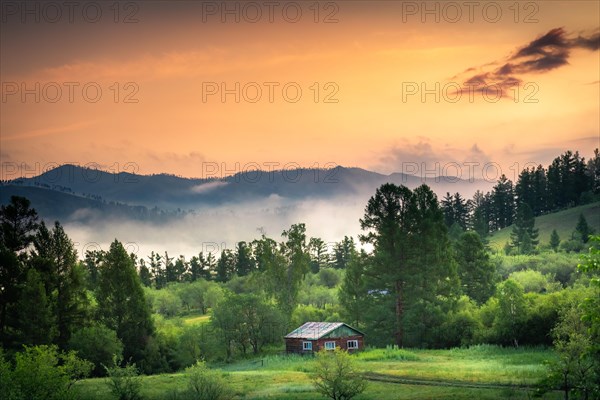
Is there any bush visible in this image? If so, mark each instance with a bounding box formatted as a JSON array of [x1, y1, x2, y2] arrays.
[[312, 349, 366, 400], [106, 363, 143, 400], [68, 323, 123, 376], [182, 361, 232, 400], [1, 345, 92, 400], [509, 270, 562, 293]]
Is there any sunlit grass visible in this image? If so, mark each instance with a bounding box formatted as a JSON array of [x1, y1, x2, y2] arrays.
[[75, 346, 561, 400], [182, 313, 210, 325]]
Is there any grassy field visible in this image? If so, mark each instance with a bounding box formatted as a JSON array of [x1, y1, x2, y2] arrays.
[[74, 345, 562, 399], [488, 201, 600, 251]]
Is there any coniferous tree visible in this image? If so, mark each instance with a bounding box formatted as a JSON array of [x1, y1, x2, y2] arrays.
[[216, 249, 235, 282], [308, 237, 329, 273], [587, 148, 600, 194], [491, 175, 515, 230], [96, 240, 154, 364], [360, 183, 458, 347], [16, 269, 56, 346], [454, 232, 496, 304], [30, 221, 89, 348], [575, 214, 594, 244], [148, 251, 165, 289], [138, 259, 153, 287], [234, 241, 254, 276], [0, 196, 39, 345], [510, 203, 539, 254], [332, 236, 355, 269], [550, 229, 561, 252]]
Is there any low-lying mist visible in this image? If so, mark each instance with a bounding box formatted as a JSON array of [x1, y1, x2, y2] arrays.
[[62, 193, 371, 261]]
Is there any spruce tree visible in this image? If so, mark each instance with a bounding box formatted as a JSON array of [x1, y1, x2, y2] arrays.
[[510, 203, 539, 254], [575, 214, 594, 244], [550, 229, 560, 252], [96, 240, 154, 364]]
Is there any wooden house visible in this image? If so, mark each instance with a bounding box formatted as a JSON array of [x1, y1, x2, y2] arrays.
[[284, 322, 365, 354]]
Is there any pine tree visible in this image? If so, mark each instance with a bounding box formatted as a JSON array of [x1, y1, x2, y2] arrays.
[[360, 184, 458, 347], [332, 236, 355, 269], [510, 203, 539, 254], [308, 237, 329, 273], [96, 240, 154, 364], [455, 232, 496, 304], [216, 249, 235, 282], [0, 196, 39, 345], [491, 175, 515, 230], [575, 214, 594, 244], [30, 221, 89, 348], [138, 259, 152, 287], [549, 229, 560, 252], [234, 241, 254, 276], [16, 269, 56, 346]]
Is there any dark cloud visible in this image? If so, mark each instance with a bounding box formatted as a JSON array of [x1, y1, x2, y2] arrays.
[[451, 28, 599, 98]]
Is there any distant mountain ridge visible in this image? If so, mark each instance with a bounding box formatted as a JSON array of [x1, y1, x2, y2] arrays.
[[1, 164, 494, 223]]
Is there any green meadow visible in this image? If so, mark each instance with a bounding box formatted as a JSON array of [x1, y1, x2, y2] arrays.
[[74, 345, 561, 400]]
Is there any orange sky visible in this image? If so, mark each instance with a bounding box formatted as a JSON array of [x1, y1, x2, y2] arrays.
[[1, 1, 599, 182]]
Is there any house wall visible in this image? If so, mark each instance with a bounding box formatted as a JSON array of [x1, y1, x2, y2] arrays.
[[315, 335, 364, 353], [285, 335, 364, 354]]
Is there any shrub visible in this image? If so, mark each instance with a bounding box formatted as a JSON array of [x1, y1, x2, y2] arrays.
[[312, 349, 367, 400], [183, 361, 233, 400], [68, 323, 123, 376], [105, 363, 143, 400], [1, 345, 92, 400]]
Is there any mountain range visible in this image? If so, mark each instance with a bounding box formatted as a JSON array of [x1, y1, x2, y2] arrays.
[[1, 164, 494, 223]]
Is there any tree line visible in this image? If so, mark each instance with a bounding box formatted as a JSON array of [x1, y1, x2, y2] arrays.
[[442, 149, 599, 237]]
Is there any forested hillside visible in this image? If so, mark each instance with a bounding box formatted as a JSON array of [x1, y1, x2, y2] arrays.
[[1, 149, 599, 400]]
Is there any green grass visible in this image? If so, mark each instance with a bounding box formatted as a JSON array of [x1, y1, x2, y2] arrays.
[[182, 314, 210, 325], [74, 346, 561, 399], [488, 201, 600, 251]]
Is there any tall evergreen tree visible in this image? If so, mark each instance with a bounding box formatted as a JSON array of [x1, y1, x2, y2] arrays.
[[549, 229, 561, 252], [470, 190, 491, 238], [575, 214, 594, 244], [587, 148, 600, 194], [30, 221, 89, 348], [96, 240, 154, 364], [332, 236, 355, 269], [360, 183, 458, 347], [0, 196, 39, 345], [138, 259, 153, 287], [234, 241, 254, 276], [510, 203, 539, 254], [16, 269, 56, 346], [216, 249, 235, 282], [148, 251, 164, 289], [454, 231, 496, 304], [0, 195, 39, 253], [308, 237, 329, 273], [491, 175, 515, 230]]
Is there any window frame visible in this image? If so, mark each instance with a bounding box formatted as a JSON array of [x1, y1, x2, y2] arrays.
[[324, 341, 336, 350], [347, 340, 359, 349], [302, 341, 313, 351]]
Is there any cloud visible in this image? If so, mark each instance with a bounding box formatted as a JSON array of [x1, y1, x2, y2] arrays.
[[191, 180, 228, 194], [451, 28, 600, 98]]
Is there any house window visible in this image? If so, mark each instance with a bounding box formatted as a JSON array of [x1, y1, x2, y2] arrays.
[[325, 341, 336, 350], [347, 340, 359, 350], [303, 341, 313, 351]]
